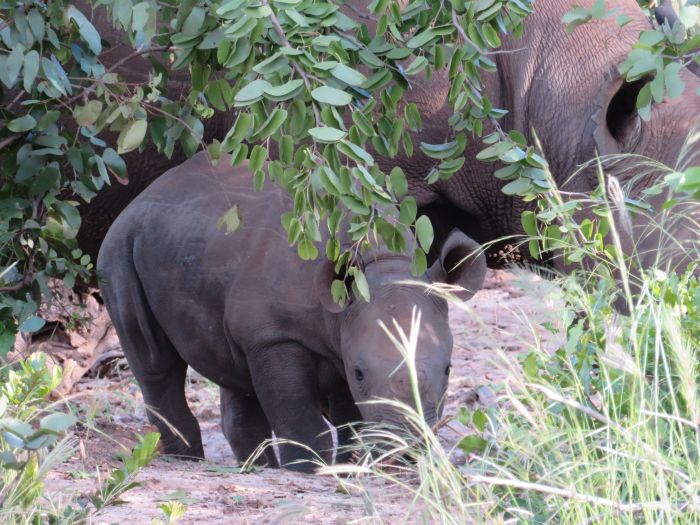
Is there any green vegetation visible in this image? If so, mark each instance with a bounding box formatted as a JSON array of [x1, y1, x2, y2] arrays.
[[0, 1, 698, 522], [2, 0, 697, 352], [0, 353, 160, 524], [325, 153, 700, 523]]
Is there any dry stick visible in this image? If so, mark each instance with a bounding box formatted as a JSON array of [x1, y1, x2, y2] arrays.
[[465, 473, 694, 514], [0, 134, 21, 153], [260, 0, 321, 127], [344, 2, 376, 21]]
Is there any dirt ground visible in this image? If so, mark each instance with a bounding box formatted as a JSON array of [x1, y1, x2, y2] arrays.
[[41, 269, 564, 524]]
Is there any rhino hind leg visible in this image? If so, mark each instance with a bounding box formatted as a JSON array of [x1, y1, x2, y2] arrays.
[[101, 267, 203, 459], [138, 357, 204, 460], [220, 387, 278, 468]]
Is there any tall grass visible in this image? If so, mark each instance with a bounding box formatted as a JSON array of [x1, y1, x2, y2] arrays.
[[323, 157, 700, 524]]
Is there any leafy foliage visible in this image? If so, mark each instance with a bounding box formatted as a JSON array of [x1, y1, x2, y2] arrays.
[[0, 0, 534, 347], [1, 0, 698, 350], [0, 352, 160, 523]]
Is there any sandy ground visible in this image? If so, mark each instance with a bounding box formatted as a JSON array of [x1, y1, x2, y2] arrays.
[[41, 269, 565, 524]]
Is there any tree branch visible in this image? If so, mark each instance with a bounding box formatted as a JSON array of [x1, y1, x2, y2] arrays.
[[451, 9, 485, 55], [67, 45, 170, 105], [260, 0, 321, 127]]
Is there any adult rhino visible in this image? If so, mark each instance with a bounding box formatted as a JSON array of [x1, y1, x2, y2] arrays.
[[81, 0, 700, 276], [97, 151, 486, 471]]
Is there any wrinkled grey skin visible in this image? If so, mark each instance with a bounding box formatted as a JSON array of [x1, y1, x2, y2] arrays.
[[98, 151, 486, 472], [79, 0, 700, 281], [372, 0, 700, 276]]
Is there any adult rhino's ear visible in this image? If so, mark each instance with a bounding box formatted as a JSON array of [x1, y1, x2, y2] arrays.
[[314, 259, 349, 313], [593, 75, 652, 155], [426, 230, 487, 301]]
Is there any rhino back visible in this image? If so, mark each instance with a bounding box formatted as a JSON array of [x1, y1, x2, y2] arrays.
[[99, 153, 334, 389]]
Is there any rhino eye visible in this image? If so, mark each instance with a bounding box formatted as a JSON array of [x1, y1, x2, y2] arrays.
[[354, 368, 365, 382], [445, 365, 452, 376]]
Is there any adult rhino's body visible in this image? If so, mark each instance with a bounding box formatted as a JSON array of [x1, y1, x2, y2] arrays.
[[82, 0, 699, 274], [388, 0, 700, 272], [97, 152, 485, 471]]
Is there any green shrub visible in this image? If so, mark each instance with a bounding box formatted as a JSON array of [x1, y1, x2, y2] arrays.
[[0, 352, 160, 524]]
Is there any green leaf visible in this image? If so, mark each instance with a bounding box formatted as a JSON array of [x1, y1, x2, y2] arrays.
[[404, 56, 429, 75], [298, 238, 319, 260], [67, 5, 102, 54], [262, 79, 304, 101], [415, 215, 434, 252], [458, 435, 488, 454], [251, 109, 287, 141], [338, 140, 374, 166], [249, 144, 267, 172], [521, 211, 538, 236], [331, 279, 347, 307], [389, 167, 408, 198], [19, 316, 45, 333], [311, 86, 352, 106], [3, 44, 24, 89], [523, 352, 538, 377], [234, 79, 272, 105], [74, 100, 103, 127], [501, 177, 531, 196], [217, 205, 242, 234], [406, 28, 438, 49], [117, 120, 148, 154], [664, 62, 685, 101], [23, 50, 39, 93], [279, 135, 294, 164], [308, 126, 347, 143], [253, 169, 265, 192], [400, 196, 417, 225], [103, 148, 128, 183], [472, 409, 488, 433], [404, 103, 422, 131], [411, 248, 427, 276], [351, 268, 370, 302], [481, 23, 501, 48], [40, 413, 77, 433], [7, 115, 37, 133], [330, 63, 367, 86], [340, 195, 370, 214]]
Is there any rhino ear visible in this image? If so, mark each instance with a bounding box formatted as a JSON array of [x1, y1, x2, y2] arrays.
[[593, 76, 651, 155], [314, 259, 349, 313], [426, 230, 486, 301]]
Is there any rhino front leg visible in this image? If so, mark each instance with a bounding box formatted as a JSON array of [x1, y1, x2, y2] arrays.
[[328, 385, 362, 464], [220, 387, 278, 468], [248, 344, 332, 473]]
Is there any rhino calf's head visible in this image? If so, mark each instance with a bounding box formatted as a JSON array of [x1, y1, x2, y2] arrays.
[[315, 230, 486, 429]]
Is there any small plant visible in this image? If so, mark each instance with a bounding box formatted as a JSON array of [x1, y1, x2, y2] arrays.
[[0, 352, 160, 524], [151, 501, 188, 525]]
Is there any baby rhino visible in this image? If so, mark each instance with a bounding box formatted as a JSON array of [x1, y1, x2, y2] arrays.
[[98, 151, 486, 472]]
